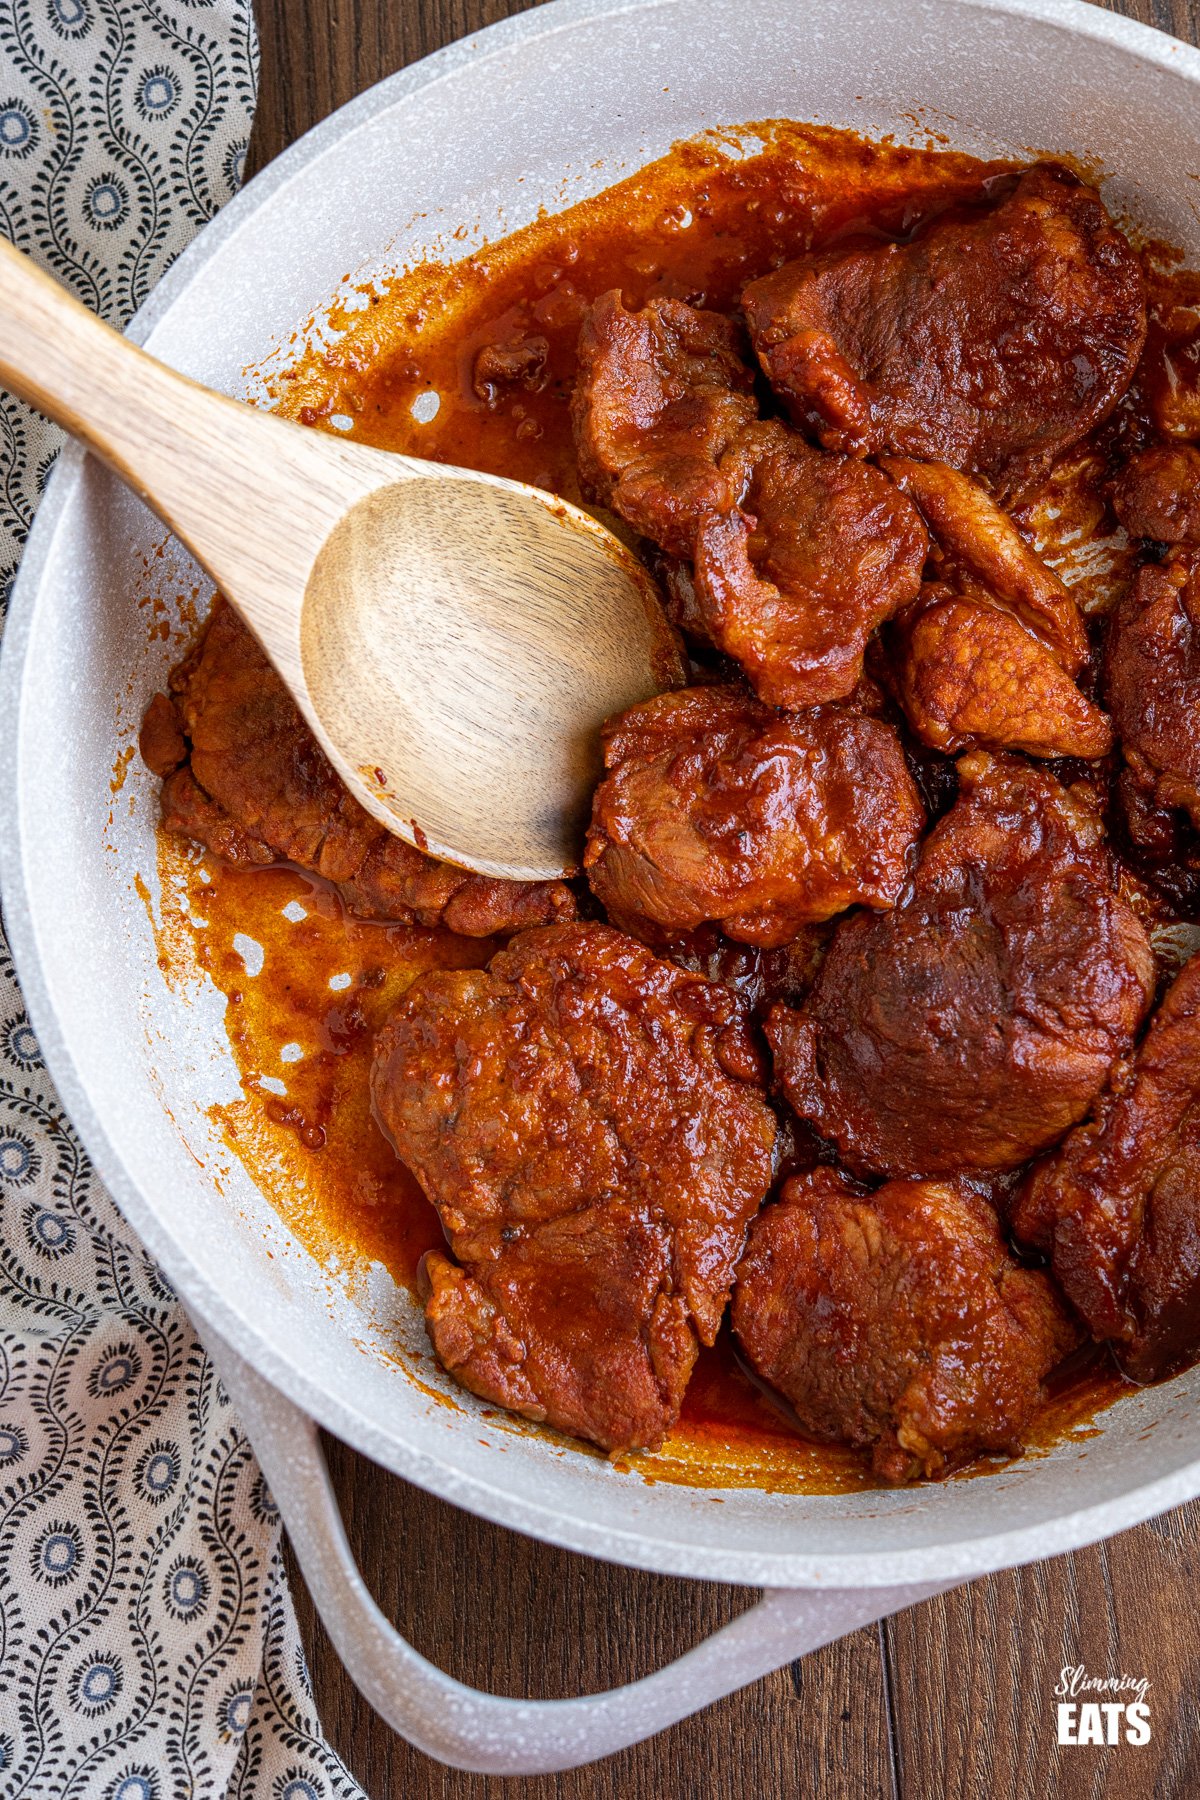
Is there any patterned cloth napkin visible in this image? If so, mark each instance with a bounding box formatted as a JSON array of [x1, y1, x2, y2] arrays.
[[0, 6, 367, 1796]]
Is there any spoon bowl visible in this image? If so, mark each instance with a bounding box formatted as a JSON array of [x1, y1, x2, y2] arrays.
[[0, 236, 682, 879], [302, 472, 678, 878]]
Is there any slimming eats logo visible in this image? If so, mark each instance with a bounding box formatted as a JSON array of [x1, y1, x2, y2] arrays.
[[1055, 1665, 1151, 1745]]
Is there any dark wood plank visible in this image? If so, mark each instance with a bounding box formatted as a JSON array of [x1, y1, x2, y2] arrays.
[[254, 1, 1200, 1793], [247, 0, 555, 177], [885, 1509, 1200, 1799]]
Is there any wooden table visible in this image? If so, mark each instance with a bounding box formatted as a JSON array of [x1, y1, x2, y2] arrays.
[[248, 3, 1200, 1793]]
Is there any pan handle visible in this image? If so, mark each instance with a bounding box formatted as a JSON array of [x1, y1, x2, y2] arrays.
[[206, 1329, 953, 1776]]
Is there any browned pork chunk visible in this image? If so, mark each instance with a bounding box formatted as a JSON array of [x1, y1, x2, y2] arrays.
[[893, 586, 1113, 760], [733, 1169, 1079, 1483], [690, 421, 928, 707], [1143, 319, 1200, 441], [572, 292, 927, 706], [371, 923, 777, 1453], [766, 753, 1155, 1178], [584, 684, 924, 947], [571, 290, 757, 556], [742, 166, 1146, 497], [472, 333, 549, 403], [881, 458, 1088, 672], [140, 599, 575, 936], [1112, 443, 1200, 544], [1105, 557, 1200, 832], [1014, 953, 1200, 1381], [875, 459, 1108, 757]]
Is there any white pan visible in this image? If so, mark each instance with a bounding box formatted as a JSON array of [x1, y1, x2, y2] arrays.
[[4, 0, 1200, 1774]]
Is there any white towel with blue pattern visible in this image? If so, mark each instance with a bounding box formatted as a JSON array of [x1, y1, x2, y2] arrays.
[[0, 5, 367, 1796]]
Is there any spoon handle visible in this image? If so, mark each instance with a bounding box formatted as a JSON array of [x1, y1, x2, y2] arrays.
[[0, 235, 383, 646]]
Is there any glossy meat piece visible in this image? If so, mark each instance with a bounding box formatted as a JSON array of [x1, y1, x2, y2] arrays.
[[472, 334, 549, 402], [572, 291, 757, 556], [138, 691, 187, 777], [734, 1169, 1079, 1483], [1014, 953, 1200, 1381], [372, 923, 776, 1452], [659, 556, 712, 645], [585, 685, 924, 947], [573, 293, 927, 705], [1144, 322, 1200, 440], [1114, 769, 1200, 917], [881, 458, 1088, 673], [1104, 558, 1200, 830], [894, 587, 1113, 759], [146, 600, 576, 935], [664, 922, 830, 1018], [1118, 766, 1187, 860], [742, 166, 1146, 496], [766, 752, 1155, 1177], [691, 421, 927, 707], [159, 765, 275, 869], [1112, 443, 1200, 544]]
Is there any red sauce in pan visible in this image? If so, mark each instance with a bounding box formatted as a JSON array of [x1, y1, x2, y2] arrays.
[[153, 120, 1191, 1491]]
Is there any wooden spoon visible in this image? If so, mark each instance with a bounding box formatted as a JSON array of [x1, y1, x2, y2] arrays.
[[0, 237, 682, 880]]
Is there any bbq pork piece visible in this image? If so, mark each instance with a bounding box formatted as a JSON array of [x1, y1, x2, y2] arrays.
[[1105, 557, 1200, 831], [880, 458, 1088, 672], [584, 684, 924, 947], [1014, 953, 1200, 1382], [141, 600, 576, 936], [472, 333, 549, 403], [372, 923, 777, 1453], [765, 752, 1155, 1178], [572, 291, 758, 557], [893, 586, 1113, 760], [665, 923, 829, 1018], [860, 459, 1109, 758], [1112, 443, 1200, 544], [691, 421, 927, 707], [733, 1168, 1080, 1483], [742, 166, 1146, 497], [573, 292, 927, 706], [1143, 321, 1200, 441]]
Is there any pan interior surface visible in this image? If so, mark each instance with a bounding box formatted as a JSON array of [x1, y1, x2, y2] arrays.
[[6, 0, 1200, 1586]]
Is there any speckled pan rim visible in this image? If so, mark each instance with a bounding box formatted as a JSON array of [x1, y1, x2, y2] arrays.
[[5, 0, 1200, 1589]]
